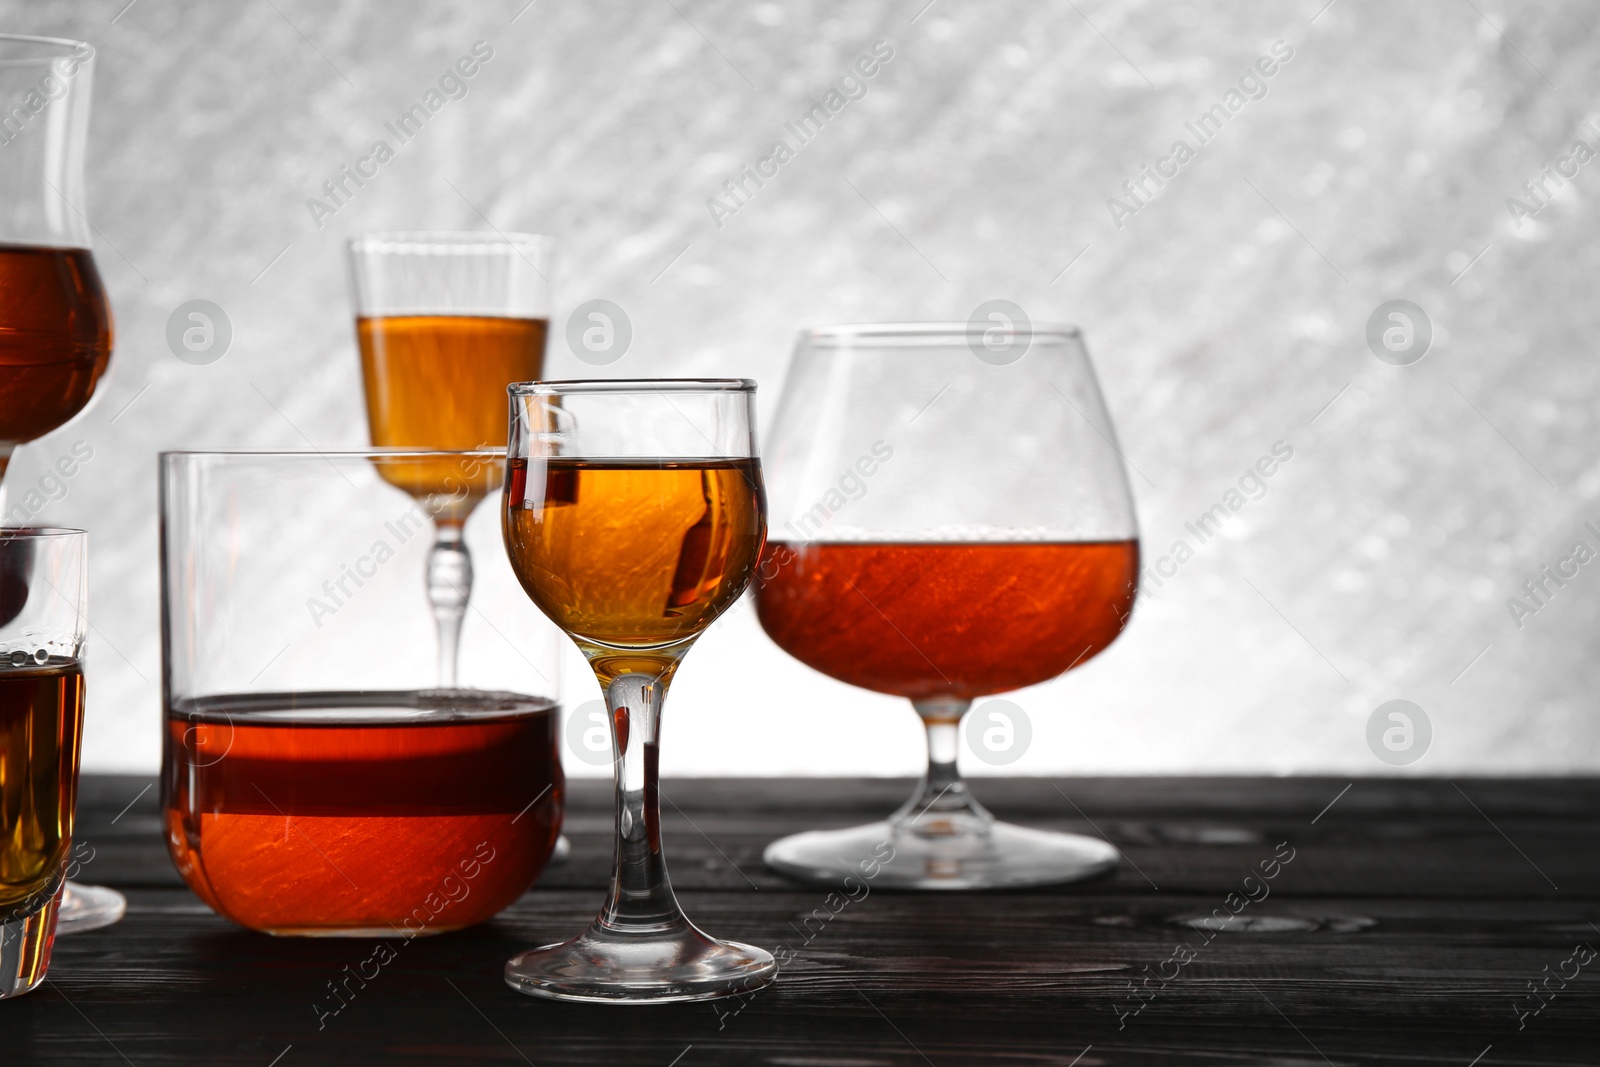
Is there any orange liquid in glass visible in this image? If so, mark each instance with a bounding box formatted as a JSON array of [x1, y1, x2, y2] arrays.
[[0, 660, 84, 917], [358, 314, 546, 505], [357, 314, 546, 451], [754, 541, 1139, 700], [162, 691, 563, 935], [0, 246, 112, 466], [503, 458, 766, 662]]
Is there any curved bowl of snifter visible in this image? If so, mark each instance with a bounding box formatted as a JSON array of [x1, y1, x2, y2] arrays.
[[755, 323, 1141, 890]]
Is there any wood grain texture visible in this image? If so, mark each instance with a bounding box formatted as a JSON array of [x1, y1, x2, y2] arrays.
[[13, 775, 1598, 1065]]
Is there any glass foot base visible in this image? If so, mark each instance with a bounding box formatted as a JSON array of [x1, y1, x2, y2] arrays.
[[55, 882, 126, 935], [764, 819, 1120, 890], [505, 919, 776, 1004], [0, 892, 60, 999]]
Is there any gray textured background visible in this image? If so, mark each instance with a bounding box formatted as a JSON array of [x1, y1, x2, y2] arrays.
[[4, 0, 1596, 776]]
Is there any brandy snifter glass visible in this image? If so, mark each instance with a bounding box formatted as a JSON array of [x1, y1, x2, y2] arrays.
[[756, 324, 1140, 889]]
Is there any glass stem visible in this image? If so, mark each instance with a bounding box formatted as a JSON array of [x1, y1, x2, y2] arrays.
[[892, 697, 995, 834], [426, 518, 471, 689], [597, 663, 688, 932]]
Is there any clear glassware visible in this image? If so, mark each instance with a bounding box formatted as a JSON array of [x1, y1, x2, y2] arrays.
[[0, 34, 119, 934], [755, 324, 1140, 889], [346, 232, 555, 688], [158, 451, 564, 936], [501, 379, 776, 1003], [0, 35, 111, 486], [0, 527, 87, 997]]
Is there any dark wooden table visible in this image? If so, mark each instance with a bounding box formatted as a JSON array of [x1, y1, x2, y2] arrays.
[[11, 775, 1598, 1065]]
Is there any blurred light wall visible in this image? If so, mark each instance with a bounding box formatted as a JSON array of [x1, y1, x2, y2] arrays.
[[2, 0, 1595, 776]]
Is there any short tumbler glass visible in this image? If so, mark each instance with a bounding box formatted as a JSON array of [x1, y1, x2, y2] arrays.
[[159, 451, 563, 936]]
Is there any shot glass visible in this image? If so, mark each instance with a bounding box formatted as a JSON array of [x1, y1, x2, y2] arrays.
[[0, 528, 87, 998]]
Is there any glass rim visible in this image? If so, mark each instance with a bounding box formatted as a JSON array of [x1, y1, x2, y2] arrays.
[[0, 526, 86, 540], [508, 378, 757, 396], [159, 449, 503, 462], [0, 33, 90, 62], [347, 231, 557, 256], [803, 321, 1081, 341]]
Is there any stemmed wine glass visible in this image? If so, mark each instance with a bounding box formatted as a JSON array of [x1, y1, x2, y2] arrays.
[[346, 232, 554, 688], [756, 324, 1140, 889], [501, 379, 776, 1002], [0, 35, 120, 932]]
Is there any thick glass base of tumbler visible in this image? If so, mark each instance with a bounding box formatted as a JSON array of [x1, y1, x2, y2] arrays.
[[0, 892, 60, 999], [504, 918, 777, 1004], [54, 882, 125, 935], [765, 819, 1120, 890]]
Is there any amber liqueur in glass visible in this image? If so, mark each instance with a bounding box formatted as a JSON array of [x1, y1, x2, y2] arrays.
[[503, 457, 766, 668], [0, 246, 112, 478], [0, 660, 85, 920], [162, 690, 563, 935], [755, 540, 1139, 700], [358, 314, 546, 448], [358, 314, 546, 502]]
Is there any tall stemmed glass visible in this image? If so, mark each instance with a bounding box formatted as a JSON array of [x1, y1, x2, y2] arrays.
[[501, 379, 776, 1002], [347, 232, 553, 688], [0, 36, 120, 933], [756, 324, 1140, 889], [0, 36, 110, 490]]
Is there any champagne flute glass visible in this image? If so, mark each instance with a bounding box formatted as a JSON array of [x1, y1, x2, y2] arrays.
[[0, 527, 86, 997], [756, 324, 1140, 889], [0, 36, 120, 933], [346, 232, 554, 688], [501, 379, 776, 1002]]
